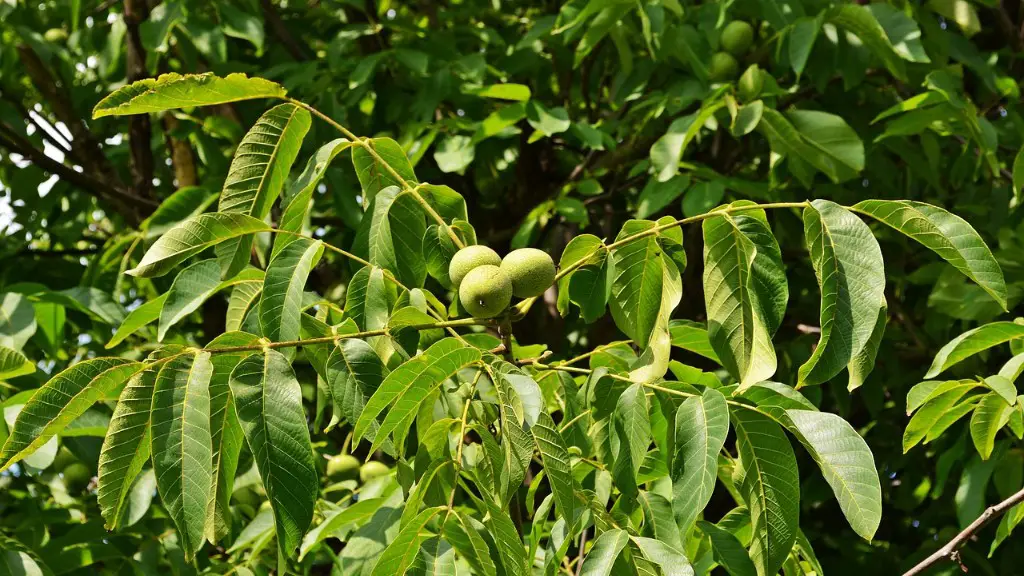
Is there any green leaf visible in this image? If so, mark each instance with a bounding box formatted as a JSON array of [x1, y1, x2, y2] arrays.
[[227, 281, 263, 332], [799, 200, 886, 386], [0, 346, 34, 380], [271, 138, 353, 260], [0, 293, 37, 350], [785, 409, 882, 540], [702, 207, 781, 388], [984, 375, 1018, 406], [970, 393, 1013, 460], [127, 213, 272, 278], [442, 510, 498, 576], [611, 383, 651, 496], [97, 356, 171, 530], [669, 320, 720, 363], [1013, 146, 1024, 203], [651, 103, 724, 182], [205, 332, 260, 544], [827, 4, 907, 81], [352, 137, 418, 203], [259, 237, 324, 344], [925, 322, 1024, 378], [324, 338, 387, 443], [609, 220, 663, 349], [346, 266, 394, 334], [847, 298, 887, 391], [230, 349, 318, 556], [471, 83, 532, 101], [106, 294, 167, 348], [630, 536, 694, 576], [92, 72, 286, 117], [637, 175, 690, 219], [569, 260, 613, 324], [903, 382, 979, 451], [216, 103, 311, 277], [867, 4, 930, 63], [353, 186, 427, 287], [150, 351, 214, 559], [299, 497, 385, 560], [698, 520, 757, 576], [789, 17, 821, 77], [369, 506, 445, 576], [140, 186, 217, 238], [758, 109, 863, 184], [851, 200, 1006, 309], [672, 388, 729, 535], [0, 358, 142, 471], [579, 528, 628, 576], [526, 101, 571, 136], [434, 135, 476, 174], [159, 260, 221, 340], [532, 411, 579, 525], [355, 339, 480, 453], [682, 180, 728, 217], [732, 408, 799, 576]]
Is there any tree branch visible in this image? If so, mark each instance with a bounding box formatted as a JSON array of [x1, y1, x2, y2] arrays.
[[902, 486, 1024, 576], [124, 0, 155, 200]]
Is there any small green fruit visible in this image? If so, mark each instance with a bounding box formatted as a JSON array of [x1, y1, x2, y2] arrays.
[[449, 245, 502, 288], [500, 248, 556, 298], [62, 462, 92, 493], [720, 21, 754, 56], [708, 52, 740, 82], [737, 65, 764, 101], [360, 461, 390, 483], [459, 265, 513, 318], [326, 454, 360, 481], [44, 28, 68, 43]]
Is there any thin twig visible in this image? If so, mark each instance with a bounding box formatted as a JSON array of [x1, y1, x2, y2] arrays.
[[902, 486, 1024, 576]]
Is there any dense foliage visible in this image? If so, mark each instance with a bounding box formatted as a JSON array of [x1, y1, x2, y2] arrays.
[[1, 1, 1024, 575]]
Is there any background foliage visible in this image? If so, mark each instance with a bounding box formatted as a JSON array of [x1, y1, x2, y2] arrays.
[[1, 0, 1024, 574]]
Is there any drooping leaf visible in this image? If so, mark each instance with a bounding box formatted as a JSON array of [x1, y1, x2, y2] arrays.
[[672, 388, 729, 535], [324, 338, 388, 442], [925, 322, 1024, 378], [631, 536, 694, 576], [702, 208, 779, 388], [847, 298, 887, 391], [789, 16, 821, 77], [579, 528, 628, 576], [758, 109, 863, 184], [158, 259, 222, 340], [271, 138, 353, 260], [369, 506, 445, 576], [215, 103, 311, 277], [0, 346, 34, 380], [98, 351, 179, 530], [204, 332, 260, 543], [352, 186, 427, 288], [0, 293, 36, 350], [732, 408, 799, 576], [669, 320, 720, 363], [92, 72, 287, 117], [609, 220, 664, 349], [226, 280, 263, 332], [698, 520, 757, 576], [799, 200, 885, 387], [611, 383, 651, 497], [298, 497, 385, 560], [0, 358, 142, 471], [106, 294, 168, 348], [230, 349, 318, 555], [127, 213, 272, 278], [150, 351, 215, 559], [532, 410, 579, 525], [354, 338, 481, 453], [852, 200, 1006, 309], [970, 393, 1013, 460], [785, 409, 882, 540], [259, 237, 324, 344], [827, 4, 907, 81], [140, 186, 216, 238], [650, 103, 724, 182], [352, 137, 418, 203], [442, 510, 498, 576]]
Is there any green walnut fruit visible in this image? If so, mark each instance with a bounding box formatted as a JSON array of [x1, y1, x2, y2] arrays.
[[326, 454, 360, 481], [359, 461, 390, 483], [44, 28, 68, 43], [459, 265, 513, 318], [500, 248, 556, 298], [737, 65, 764, 101], [62, 462, 92, 493], [708, 52, 740, 82], [449, 245, 502, 288], [720, 21, 754, 56]]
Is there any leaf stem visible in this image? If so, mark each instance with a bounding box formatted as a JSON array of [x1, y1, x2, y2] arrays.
[[199, 318, 489, 354], [285, 97, 465, 250]]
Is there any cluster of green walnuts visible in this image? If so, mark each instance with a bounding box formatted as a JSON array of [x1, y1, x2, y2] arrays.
[[449, 246, 556, 318], [707, 20, 755, 82]]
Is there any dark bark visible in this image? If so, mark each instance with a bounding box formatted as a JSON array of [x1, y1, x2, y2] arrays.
[[124, 0, 155, 201]]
